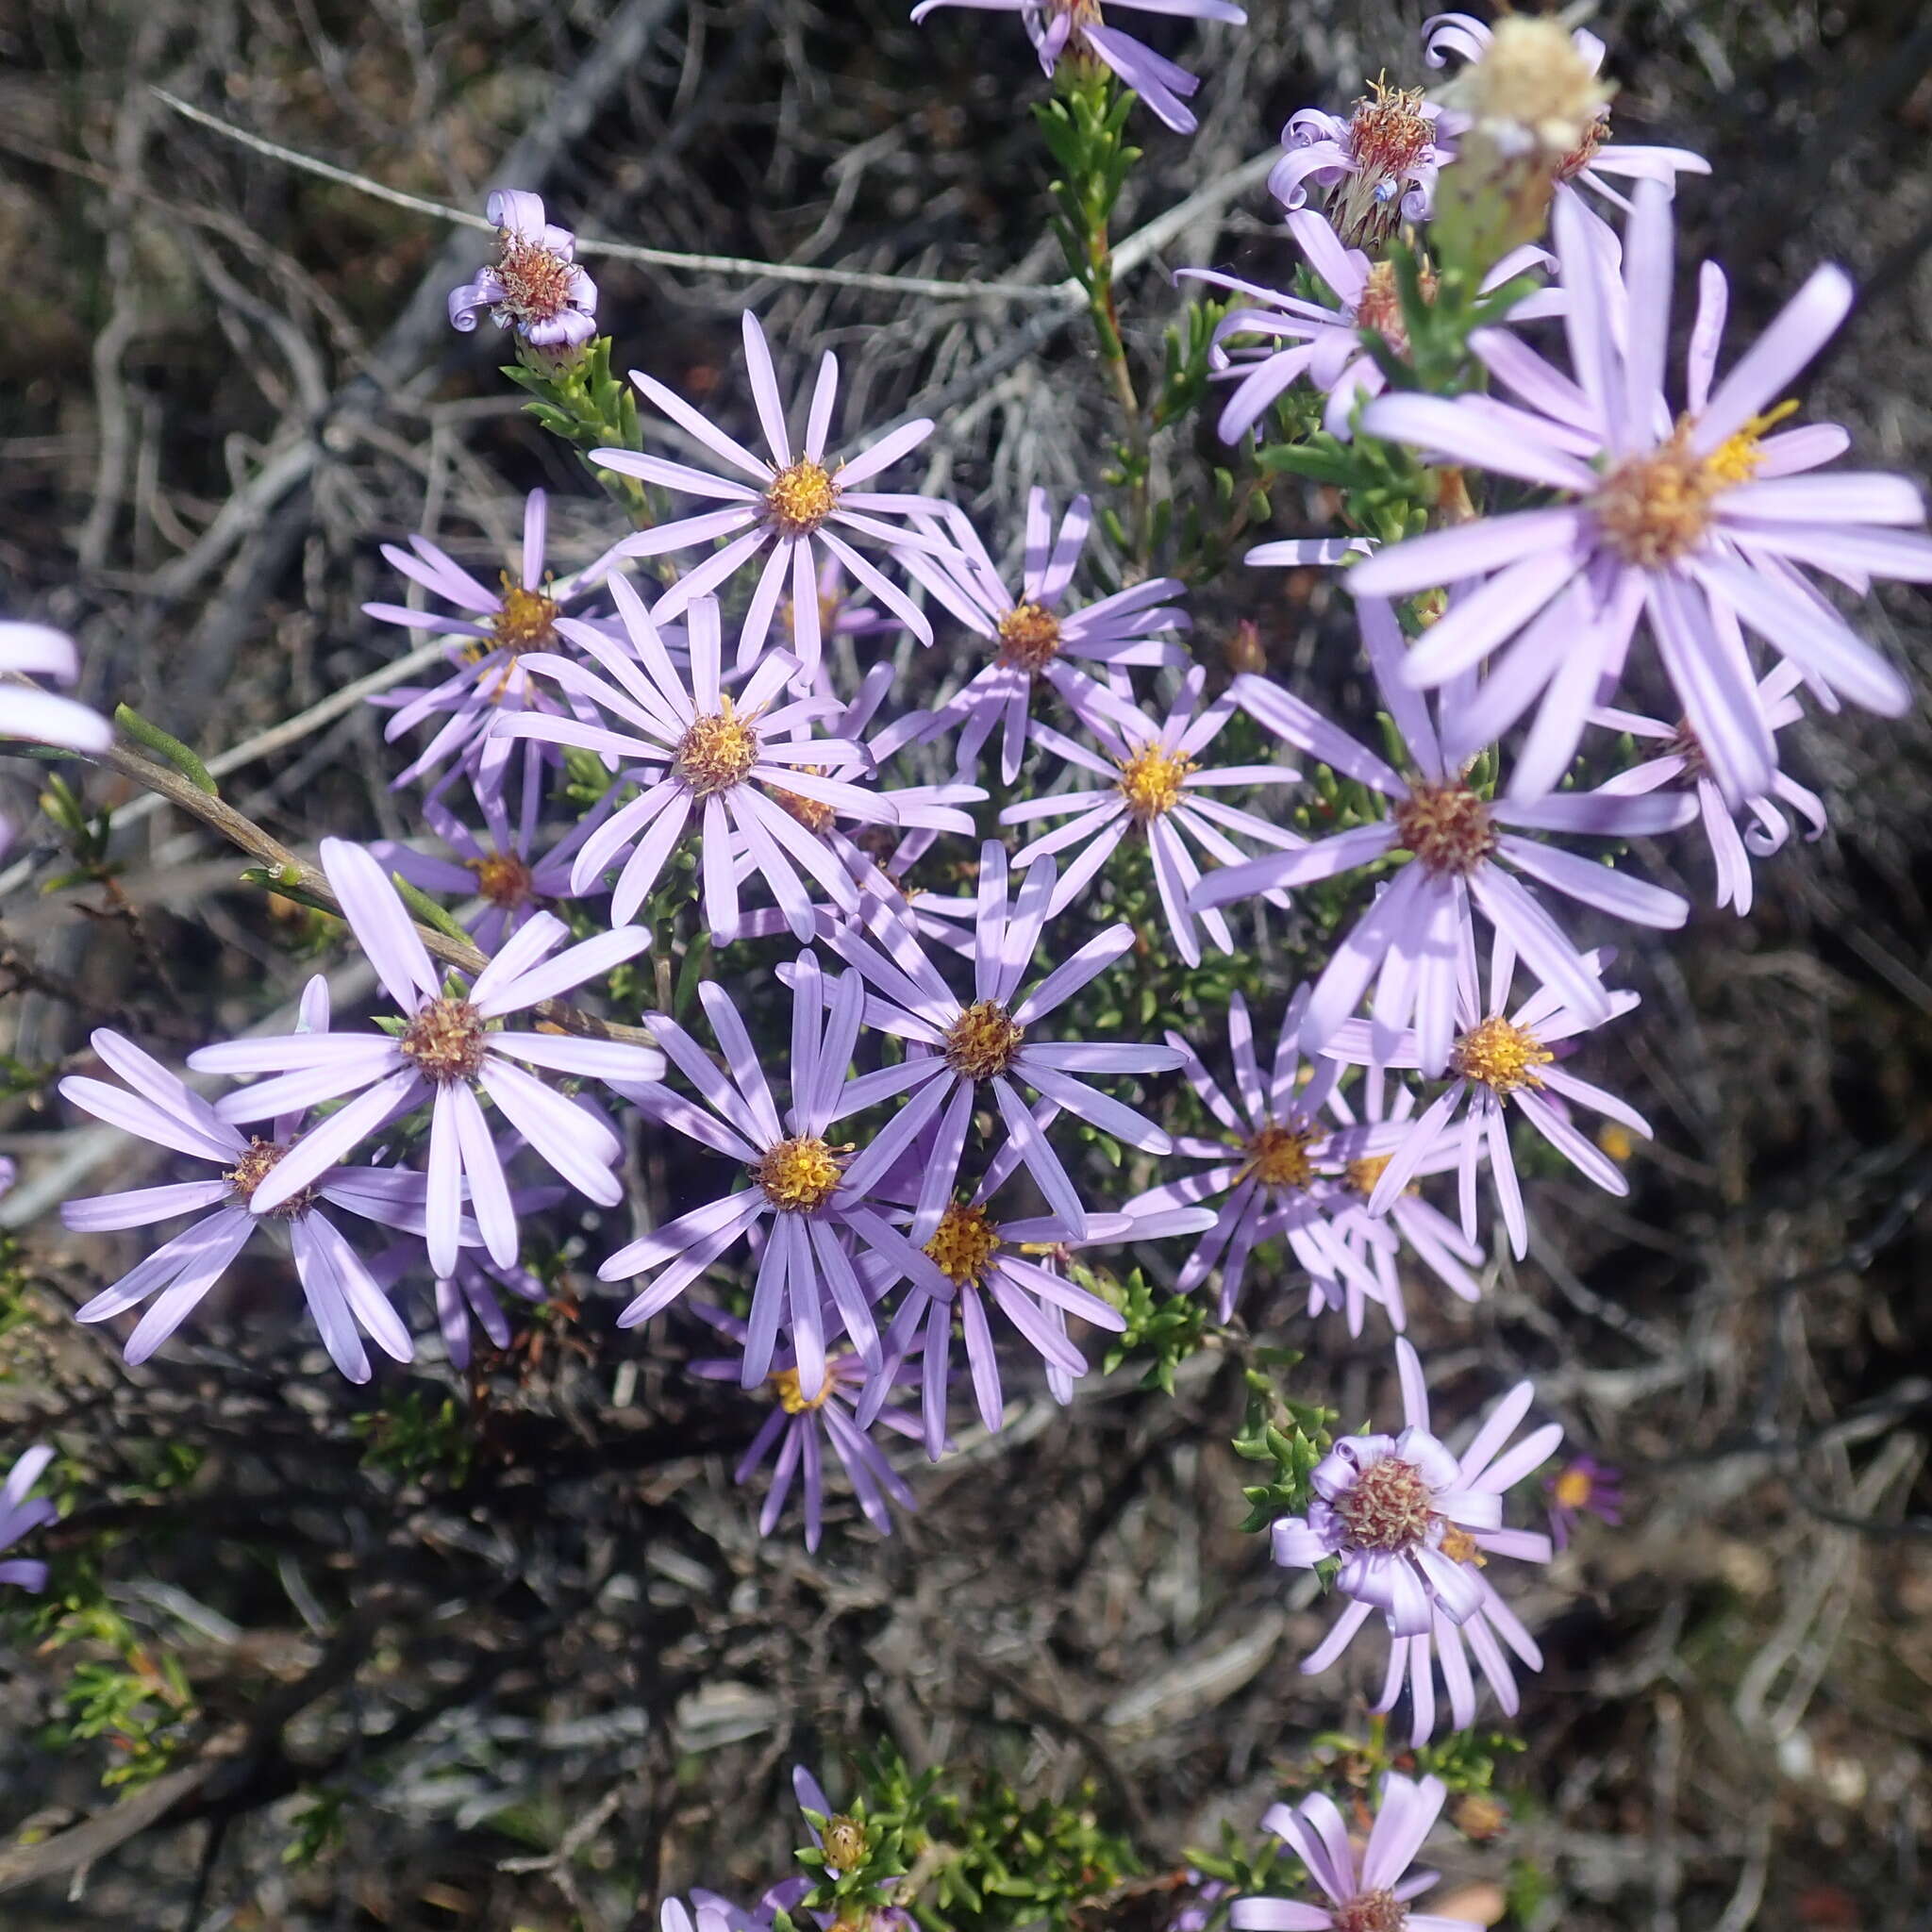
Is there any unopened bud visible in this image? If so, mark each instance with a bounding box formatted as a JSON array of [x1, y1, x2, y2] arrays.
[[824, 1815, 867, 1874], [1224, 619, 1267, 675]]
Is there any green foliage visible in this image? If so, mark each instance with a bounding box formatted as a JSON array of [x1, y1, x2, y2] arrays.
[[1099, 1265, 1212, 1394], [113, 703, 218, 795], [353, 1391, 475, 1488], [284, 1789, 350, 1868], [503, 334, 652, 522], [789, 1746, 1143, 1932], [1183, 1817, 1297, 1913], [36, 773, 117, 891], [388, 870, 474, 946], [1033, 74, 1139, 332], [1231, 1348, 1336, 1533], [44, 1647, 196, 1788]]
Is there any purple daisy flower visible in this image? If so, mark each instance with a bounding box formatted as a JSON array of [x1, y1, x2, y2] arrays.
[[1274, 1337, 1556, 1637], [1270, 78, 1450, 250], [1423, 12, 1710, 212], [1373, 1568, 1547, 1745], [1186, 210, 1558, 441], [0, 1444, 58, 1592], [889, 492, 1189, 784], [910, 0, 1247, 137], [1232, 1771, 1479, 1932], [187, 841, 660, 1276], [501, 582, 900, 941], [601, 954, 958, 1393], [1324, 935, 1649, 1260], [1001, 666, 1304, 966], [374, 791, 606, 953], [689, 1307, 921, 1552], [1352, 181, 1928, 803], [58, 990, 429, 1381], [364, 487, 625, 792], [447, 190, 597, 349], [820, 841, 1188, 1238], [1122, 989, 1385, 1323], [593, 311, 956, 683], [1593, 658, 1825, 917], [1545, 1451, 1624, 1549], [1191, 593, 1692, 1071], [1, 620, 111, 758]]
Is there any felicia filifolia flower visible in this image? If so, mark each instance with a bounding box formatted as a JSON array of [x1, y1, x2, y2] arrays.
[[891, 492, 1188, 784], [503, 583, 899, 940], [822, 841, 1186, 1238], [1191, 594, 1692, 1072], [365, 487, 618, 791], [604, 956, 958, 1394], [1188, 209, 1558, 441], [1233, 1772, 1479, 1932], [1325, 939, 1650, 1260], [1546, 1452, 1623, 1550], [188, 841, 658, 1277], [59, 992, 425, 1380], [0, 1444, 58, 1592], [595, 311, 955, 680], [1002, 666, 1303, 966], [448, 191, 597, 349], [1354, 181, 1928, 803], [1424, 11, 1709, 210], [1593, 658, 1825, 917], [1271, 78, 1449, 251], [689, 1307, 920, 1552], [911, 0, 1247, 137], [1123, 989, 1384, 1323]]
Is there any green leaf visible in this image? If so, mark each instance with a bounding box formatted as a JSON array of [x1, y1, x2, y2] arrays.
[[113, 706, 218, 795]]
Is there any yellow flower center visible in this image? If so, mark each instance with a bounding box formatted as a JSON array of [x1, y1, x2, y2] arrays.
[[1391, 780, 1496, 876], [1451, 1015, 1553, 1096], [469, 853, 536, 908], [769, 765, 835, 836], [1439, 1525, 1488, 1567], [674, 700, 760, 796], [1117, 742, 1194, 823], [924, 1203, 1002, 1287], [1336, 1455, 1434, 1553], [491, 580, 561, 656], [942, 1000, 1025, 1081], [1243, 1124, 1320, 1192], [1353, 258, 1435, 356], [995, 602, 1062, 674], [1553, 1466, 1596, 1509], [1593, 405, 1793, 567], [225, 1138, 314, 1219], [1345, 1152, 1394, 1197], [766, 458, 839, 536], [400, 995, 488, 1084], [754, 1136, 844, 1214], [768, 1365, 836, 1414]]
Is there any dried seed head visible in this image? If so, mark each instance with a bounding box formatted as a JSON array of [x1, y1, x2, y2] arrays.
[[1117, 742, 1194, 823], [400, 995, 488, 1084], [766, 459, 839, 536], [494, 234, 579, 332], [1392, 780, 1496, 876], [1336, 78, 1435, 247], [755, 1136, 843, 1214], [1441, 15, 1610, 166], [995, 601, 1063, 674], [1336, 1454, 1435, 1554], [225, 1138, 315, 1219], [924, 1203, 1002, 1287], [942, 999, 1024, 1081], [1451, 1014, 1553, 1096], [675, 701, 761, 796]]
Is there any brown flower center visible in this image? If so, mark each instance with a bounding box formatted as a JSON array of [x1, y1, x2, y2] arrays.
[[1117, 742, 1194, 824], [469, 853, 536, 908], [491, 580, 561, 656], [1243, 1124, 1319, 1192], [995, 602, 1062, 674], [943, 1000, 1024, 1081], [496, 235, 576, 325], [1336, 78, 1434, 247], [675, 702, 760, 796], [924, 1203, 1002, 1287], [1451, 1014, 1553, 1096], [1353, 258, 1436, 356], [766, 459, 839, 536], [1336, 1455, 1435, 1554], [400, 995, 488, 1084], [1392, 780, 1496, 876], [768, 1364, 837, 1413], [1333, 1890, 1407, 1932], [225, 1138, 315, 1219], [755, 1136, 843, 1214]]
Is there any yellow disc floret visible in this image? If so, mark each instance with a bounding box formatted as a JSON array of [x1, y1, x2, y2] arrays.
[[766, 458, 839, 536], [942, 999, 1025, 1081], [1392, 780, 1496, 876], [768, 1365, 836, 1414], [1451, 1014, 1554, 1096], [1243, 1123, 1320, 1192], [675, 699, 760, 796], [995, 602, 1063, 673], [924, 1203, 1002, 1287], [470, 852, 536, 908], [1117, 742, 1194, 823], [491, 580, 561, 655], [754, 1135, 843, 1214], [400, 995, 489, 1084]]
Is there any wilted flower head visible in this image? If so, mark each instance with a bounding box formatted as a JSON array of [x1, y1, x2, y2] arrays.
[[0, 1444, 58, 1592], [1272, 77, 1448, 251], [910, 0, 1249, 138], [1233, 1772, 1479, 1932], [448, 191, 597, 349]]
